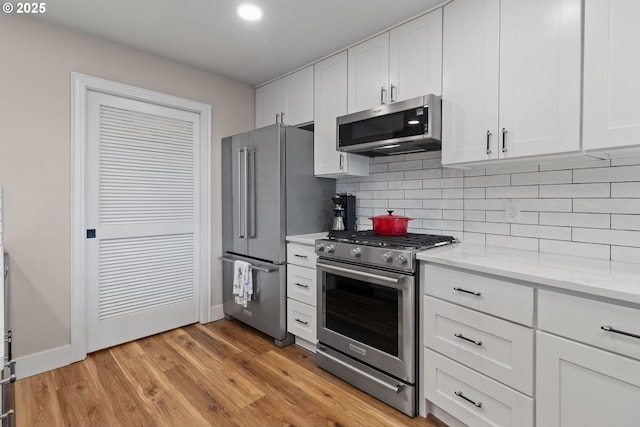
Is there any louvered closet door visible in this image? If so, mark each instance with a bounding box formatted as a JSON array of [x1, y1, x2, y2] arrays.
[[85, 91, 200, 352]]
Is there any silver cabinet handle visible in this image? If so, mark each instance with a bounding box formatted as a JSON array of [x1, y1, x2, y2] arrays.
[[455, 390, 482, 408], [390, 84, 396, 103], [486, 130, 492, 155], [294, 318, 309, 326], [502, 128, 507, 152], [294, 254, 308, 259], [339, 153, 344, 170], [275, 113, 280, 124], [294, 282, 309, 289], [453, 287, 481, 296], [455, 333, 482, 346], [601, 325, 640, 340], [280, 112, 284, 124], [380, 86, 387, 105]]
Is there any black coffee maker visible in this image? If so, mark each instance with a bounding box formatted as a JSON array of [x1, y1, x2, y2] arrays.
[[331, 193, 356, 231]]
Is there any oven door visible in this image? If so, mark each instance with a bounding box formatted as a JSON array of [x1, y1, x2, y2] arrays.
[[317, 259, 415, 383]]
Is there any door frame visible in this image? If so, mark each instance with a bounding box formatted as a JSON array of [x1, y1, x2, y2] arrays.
[[70, 73, 212, 362]]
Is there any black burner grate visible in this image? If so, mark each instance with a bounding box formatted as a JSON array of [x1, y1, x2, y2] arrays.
[[328, 230, 456, 250]]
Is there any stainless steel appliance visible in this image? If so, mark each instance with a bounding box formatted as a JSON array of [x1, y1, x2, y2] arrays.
[[221, 124, 335, 346], [315, 231, 456, 416], [331, 194, 356, 232], [1, 252, 14, 427], [337, 94, 442, 156]]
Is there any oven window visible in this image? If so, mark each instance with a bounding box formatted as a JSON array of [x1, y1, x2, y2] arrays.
[[325, 272, 399, 357]]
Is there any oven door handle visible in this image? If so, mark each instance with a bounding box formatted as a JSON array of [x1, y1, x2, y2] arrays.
[[318, 263, 401, 285]]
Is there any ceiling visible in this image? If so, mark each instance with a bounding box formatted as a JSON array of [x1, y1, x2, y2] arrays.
[[35, 0, 444, 87]]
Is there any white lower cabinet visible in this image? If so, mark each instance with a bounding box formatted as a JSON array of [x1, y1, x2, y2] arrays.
[[286, 242, 318, 352], [536, 331, 640, 427], [425, 349, 534, 427]]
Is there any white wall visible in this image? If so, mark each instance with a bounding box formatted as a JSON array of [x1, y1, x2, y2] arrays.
[[338, 153, 640, 263], [0, 15, 254, 359]]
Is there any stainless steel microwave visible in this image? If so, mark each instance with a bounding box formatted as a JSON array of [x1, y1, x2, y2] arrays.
[[336, 94, 441, 156]]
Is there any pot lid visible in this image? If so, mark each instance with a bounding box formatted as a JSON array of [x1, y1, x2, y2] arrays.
[[369, 210, 413, 221]]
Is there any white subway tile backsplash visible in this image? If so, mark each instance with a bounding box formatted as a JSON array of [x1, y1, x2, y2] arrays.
[[611, 246, 640, 263], [464, 174, 511, 188], [464, 221, 510, 235], [511, 224, 572, 241], [388, 159, 423, 171], [486, 234, 539, 251], [574, 198, 640, 214], [539, 240, 611, 260], [422, 177, 464, 189], [573, 228, 640, 247], [337, 154, 640, 263], [511, 170, 572, 185], [573, 165, 640, 183], [611, 215, 640, 231], [486, 185, 538, 199], [539, 212, 610, 229], [388, 180, 422, 190], [611, 182, 640, 198], [405, 189, 442, 199], [539, 183, 610, 198]]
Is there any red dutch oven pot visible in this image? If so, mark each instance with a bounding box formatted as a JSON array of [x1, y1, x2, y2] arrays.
[[369, 210, 413, 236]]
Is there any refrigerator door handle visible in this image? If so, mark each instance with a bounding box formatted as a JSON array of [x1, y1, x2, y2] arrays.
[[246, 147, 257, 238], [243, 147, 250, 240], [237, 148, 245, 239]]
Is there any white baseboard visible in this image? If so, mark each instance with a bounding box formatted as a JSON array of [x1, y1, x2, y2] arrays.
[[16, 344, 73, 379], [294, 336, 317, 353], [209, 304, 224, 322]]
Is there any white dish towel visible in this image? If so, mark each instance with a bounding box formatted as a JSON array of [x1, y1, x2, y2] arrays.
[[232, 260, 253, 307]]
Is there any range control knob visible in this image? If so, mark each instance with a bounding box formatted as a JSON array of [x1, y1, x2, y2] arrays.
[[396, 254, 408, 265], [382, 252, 393, 262], [315, 244, 325, 252], [326, 244, 335, 254], [350, 247, 362, 257]]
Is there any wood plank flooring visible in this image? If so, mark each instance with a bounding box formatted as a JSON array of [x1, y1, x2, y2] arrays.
[[16, 319, 447, 427]]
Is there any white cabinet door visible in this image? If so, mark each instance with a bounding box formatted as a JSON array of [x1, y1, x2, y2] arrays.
[[282, 65, 314, 126], [389, 9, 443, 101], [255, 79, 282, 128], [537, 331, 640, 427], [441, 0, 500, 165], [348, 33, 390, 113], [583, 0, 640, 153], [498, 0, 581, 159], [314, 52, 369, 177]]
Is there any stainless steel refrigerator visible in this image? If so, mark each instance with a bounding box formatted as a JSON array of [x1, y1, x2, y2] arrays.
[[221, 124, 335, 346]]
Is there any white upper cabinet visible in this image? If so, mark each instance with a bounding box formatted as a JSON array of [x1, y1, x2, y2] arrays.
[[389, 8, 443, 102], [583, 0, 640, 154], [255, 65, 314, 128], [442, 0, 582, 166], [347, 33, 390, 113], [348, 9, 443, 113], [255, 79, 282, 129], [314, 52, 370, 177]]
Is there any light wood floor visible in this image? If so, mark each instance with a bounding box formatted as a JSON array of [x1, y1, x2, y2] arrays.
[[16, 319, 447, 427]]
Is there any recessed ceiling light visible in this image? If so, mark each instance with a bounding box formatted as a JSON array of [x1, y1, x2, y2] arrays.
[[237, 4, 263, 22]]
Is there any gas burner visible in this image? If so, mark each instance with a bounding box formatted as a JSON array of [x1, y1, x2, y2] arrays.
[[327, 230, 456, 250]]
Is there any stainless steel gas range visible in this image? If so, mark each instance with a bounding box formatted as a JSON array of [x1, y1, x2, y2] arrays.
[[315, 230, 456, 416]]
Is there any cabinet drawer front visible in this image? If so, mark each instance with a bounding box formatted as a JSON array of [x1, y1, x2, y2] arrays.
[[287, 299, 316, 343], [425, 349, 533, 427], [287, 265, 317, 306], [423, 264, 534, 326], [425, 296, 534, 395], [537, 331, 640, 427], [539, 290, 640, 361], [286, 243, 317, 268]]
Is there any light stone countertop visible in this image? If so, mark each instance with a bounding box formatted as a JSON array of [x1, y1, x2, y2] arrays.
[[417, 242, 640, 305], [286, 232, 329, 246]]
